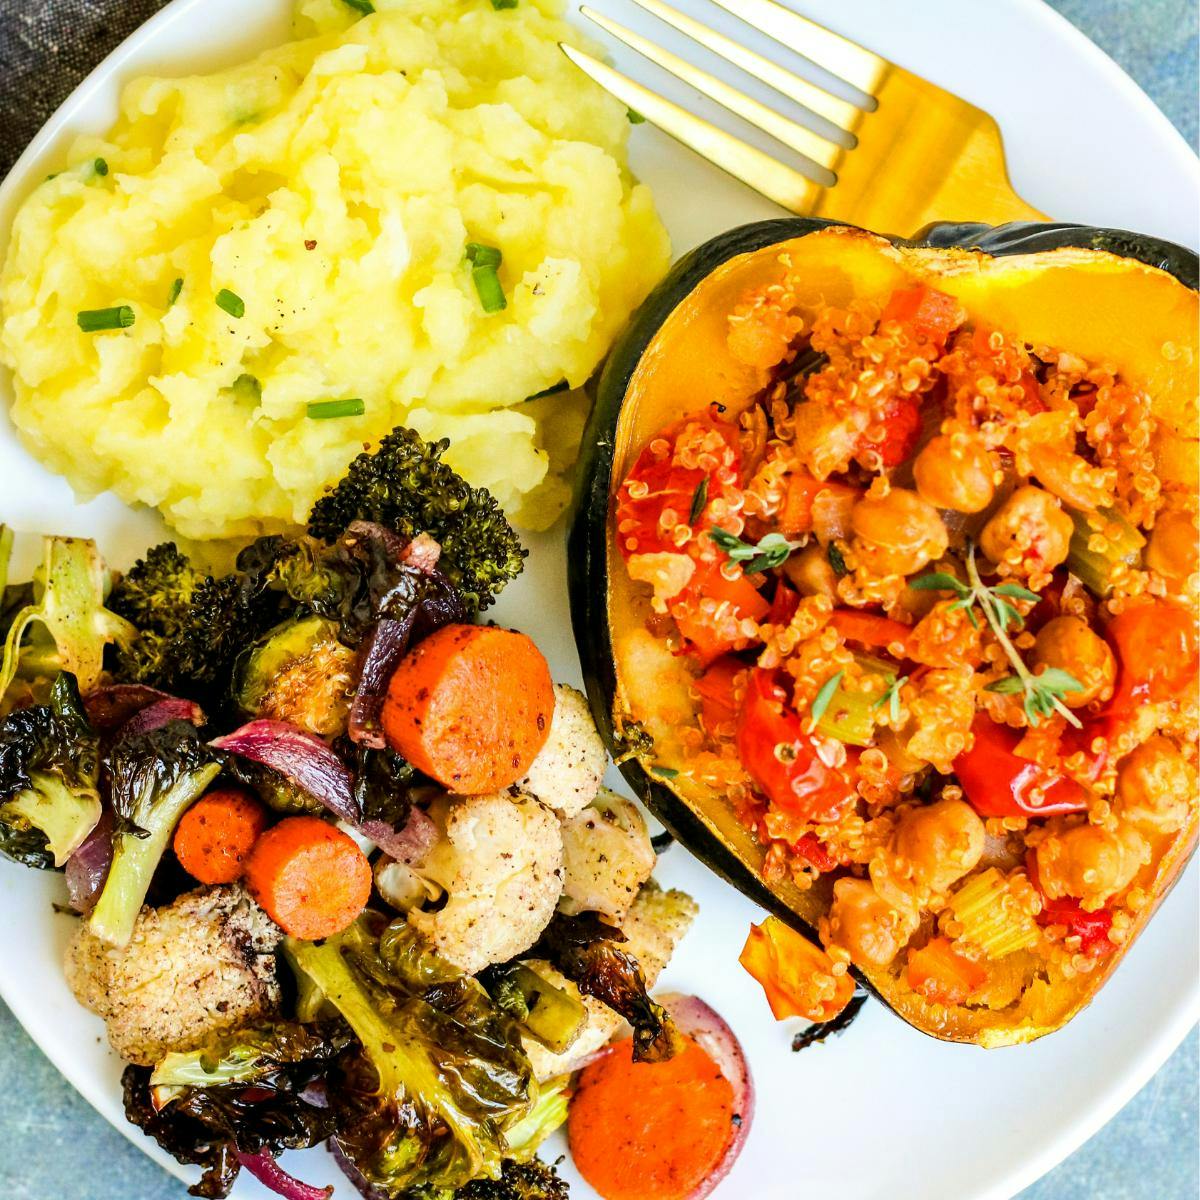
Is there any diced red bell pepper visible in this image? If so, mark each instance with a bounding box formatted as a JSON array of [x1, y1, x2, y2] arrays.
[[695, 656, 745, 733], [793, 833, 837, 873], [672, 563, 770, 666], [736, 669, 857, 822], [954, 715, 1089, 819], [1104, 601, 1199, 716], [766, 580, 800, 626], [615, 409, 741, 558], [829, 610, 912, 654], [880, 285, 966, 350], [1026, 856, 1114, 958], [739, 916, 855, 1022], [1037, 897, 1115, 958], [859, 395, 923, 467]]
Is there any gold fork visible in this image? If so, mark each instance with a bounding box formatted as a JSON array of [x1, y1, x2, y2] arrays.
[[563, 0, 1048, 236]]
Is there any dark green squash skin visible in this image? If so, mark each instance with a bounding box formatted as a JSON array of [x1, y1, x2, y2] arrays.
[[567, 218, 1199, 1017]]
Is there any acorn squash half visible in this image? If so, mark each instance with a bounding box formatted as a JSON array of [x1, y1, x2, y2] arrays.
[[567, 219, 1199, 1047]]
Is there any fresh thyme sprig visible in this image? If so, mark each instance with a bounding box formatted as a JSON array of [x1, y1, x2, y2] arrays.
[[709, 528, 803, 574], [911, 544, 1084, 729], [689, 477, 709, 525], [808, 670, 844, 734], [874, 673, 908, 724]]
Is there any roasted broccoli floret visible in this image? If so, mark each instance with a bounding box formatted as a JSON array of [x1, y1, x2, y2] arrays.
[[307, 428, 526, 610], [0, 672, 101, 868], [285, 914, 537, 1196], [109, 546, 292, 701], [457, 1157, 571, 1200], [0, 533, 136, 700], [87, 722, 222, 946]]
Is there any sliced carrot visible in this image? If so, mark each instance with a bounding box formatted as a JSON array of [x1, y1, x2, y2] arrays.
[[381, 624, 555, 794], [906, 937, 987, 1005], [568, 1034, 736, 1200], [244, 816, 371, 940], [695, 656, 746, 735], [173, 788, 269, 885]]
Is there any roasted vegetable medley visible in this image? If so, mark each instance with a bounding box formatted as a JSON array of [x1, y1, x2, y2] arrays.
[[616, 273, 1198, 1021], [0, 428, 701, 1199]]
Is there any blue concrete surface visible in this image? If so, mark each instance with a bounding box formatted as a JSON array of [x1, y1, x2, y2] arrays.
[[0, 2, 1196, 1198]]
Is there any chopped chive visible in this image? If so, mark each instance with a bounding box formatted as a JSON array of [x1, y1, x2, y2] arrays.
[[215, 289, 245, 319], [808, 670, 844, 733], [689, 477, 709, 525], [492, 0, 518, 9], [77, 305, 135, 332], [307, 398, 365, 420], [472, 264, 507, 314], [93, 158, 109, 177], [45, 172, 60, 182], [167, 277, 183, 308], [627, 109, 646, 124], [650, 764, 679, 779], [342, 0, 375, 12], [465, 243, 503, 269]]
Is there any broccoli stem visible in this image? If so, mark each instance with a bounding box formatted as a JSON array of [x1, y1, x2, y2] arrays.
[[88, 762, 220, 946], [504, 1076, 570, 1162], [0, 772, 101, 867], [505, 965, 587, 1055]]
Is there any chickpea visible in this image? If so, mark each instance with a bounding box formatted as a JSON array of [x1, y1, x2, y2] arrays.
[[825, 876, 918, 968], [1034, 822, 1149, 909], [1145, 509, 1199, 586], [893, 797, 986, 894], [850, 488, 949, 577], [913, 434, 996, 514], [783, 543, 838, 598], [1030, 616, 1116, 708], [1116, 736, 1196, 834], [979, 485, 1074, 572]]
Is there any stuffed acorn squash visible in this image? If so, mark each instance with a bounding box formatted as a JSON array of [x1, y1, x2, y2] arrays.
[[568, 219, 1198, 1047]]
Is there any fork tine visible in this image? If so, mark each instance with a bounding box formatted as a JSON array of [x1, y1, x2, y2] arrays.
[[560, 43, 820, 213], [621, 0, 861, 135], [708, 0, 887, 97], [581, 5, 841, 173]]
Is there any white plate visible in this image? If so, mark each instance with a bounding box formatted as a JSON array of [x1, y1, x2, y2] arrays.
[[0, 2, 1196, 1199]]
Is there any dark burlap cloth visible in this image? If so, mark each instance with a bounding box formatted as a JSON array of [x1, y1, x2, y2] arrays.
[[0, 0, 170, 177]]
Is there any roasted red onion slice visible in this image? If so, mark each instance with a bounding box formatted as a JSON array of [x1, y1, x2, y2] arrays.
[[121, 698, 205, 737], [660, 993, 754, 1198], [211, 720, 358, 823], [349, 617, 412, 750], [235, 1150, 332, 1200], [64, 806, 114, 914], [329, 1140, 389, 1200], [83, 684, 204, 732], [361, 804, 439, 865]]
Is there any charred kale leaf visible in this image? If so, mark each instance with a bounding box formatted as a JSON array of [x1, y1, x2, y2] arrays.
[[0, 673, 101, 868], [123, 1021, 350, 1199], [534, 912, 683, 1063], [307, 428, 525, 611]]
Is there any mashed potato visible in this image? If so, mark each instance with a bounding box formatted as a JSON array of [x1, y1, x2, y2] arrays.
[[0, 0, 669, 538]]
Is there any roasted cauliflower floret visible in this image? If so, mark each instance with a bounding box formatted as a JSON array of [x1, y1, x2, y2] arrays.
[[559, 789, 656, 923], [406, 791, 564, 975], [519, 684, 607, 818], [524, 881, 698, 1080], [64, 883, 281, 1066]]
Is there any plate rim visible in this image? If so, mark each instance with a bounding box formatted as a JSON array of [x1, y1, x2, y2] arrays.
[[0, 2, 1196, 1198]]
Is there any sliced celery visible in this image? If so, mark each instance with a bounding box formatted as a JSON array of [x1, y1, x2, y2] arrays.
[[1067, 507, 1145, 597], [815, 654, 892, 747], [950, 869, 1039, 959]]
